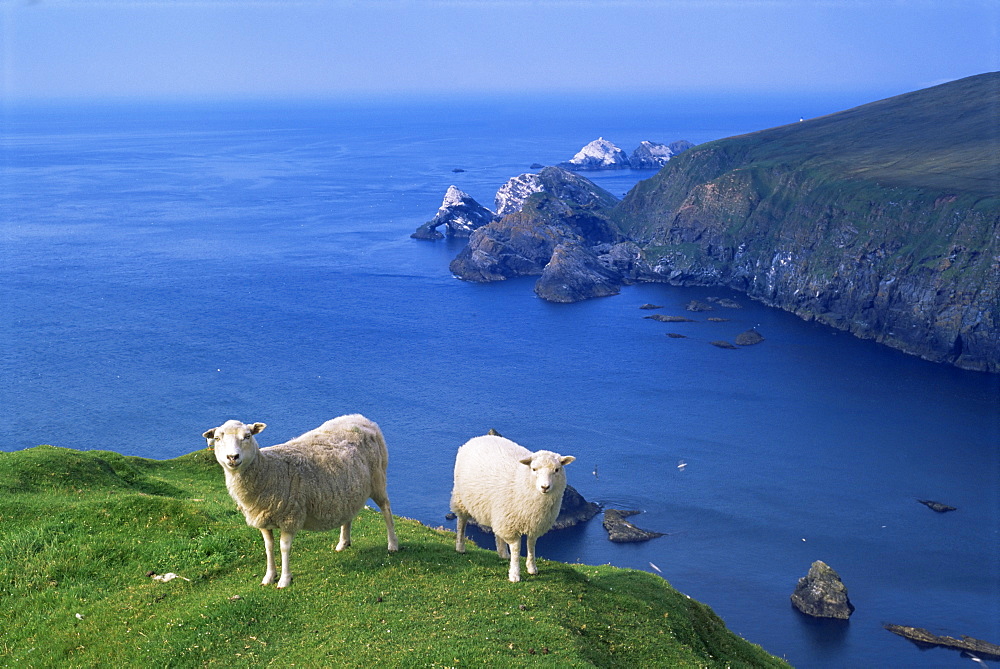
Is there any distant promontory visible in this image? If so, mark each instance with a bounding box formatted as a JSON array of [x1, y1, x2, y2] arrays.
[[416, 73, 1000, 373]]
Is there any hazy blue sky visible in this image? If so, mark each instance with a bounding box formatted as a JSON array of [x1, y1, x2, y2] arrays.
[[2, 0, 997, 101]]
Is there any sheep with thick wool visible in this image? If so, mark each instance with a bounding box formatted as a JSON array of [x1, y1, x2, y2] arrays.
[[203, 414, 399, 588], [451, 434, 575, 582]]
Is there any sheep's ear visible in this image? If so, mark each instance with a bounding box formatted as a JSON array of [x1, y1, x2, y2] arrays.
[[560, 455, 576, 466], [250, 422, 267, 434], [202, 429, 217, 442], [518, 456, 533, 466]]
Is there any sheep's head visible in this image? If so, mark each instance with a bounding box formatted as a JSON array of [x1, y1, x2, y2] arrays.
[[203, 420, 266, 472], [519, 450, 575, 495]]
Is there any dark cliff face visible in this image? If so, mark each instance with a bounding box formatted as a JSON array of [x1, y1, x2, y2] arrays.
[[615, 72, 1000, 372]]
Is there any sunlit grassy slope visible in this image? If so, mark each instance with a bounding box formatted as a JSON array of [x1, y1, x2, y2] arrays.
[[0, 445, 787, 667], [620, 71, 999, 231]]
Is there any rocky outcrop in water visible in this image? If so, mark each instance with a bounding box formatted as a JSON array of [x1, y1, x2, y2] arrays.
[[735, 329, 765, 346], [884, 624, 1000, 659], [602, 509, 665, 543], [558, 138, 631, 171], [552, 484, 601, 530], [450, 167, 627, 291], [917, 499, 956, 513], [412, 185, 498, 239], [557, 138, 694, 171], [629, 140, 696, 169], [790, 560, 855, 619]]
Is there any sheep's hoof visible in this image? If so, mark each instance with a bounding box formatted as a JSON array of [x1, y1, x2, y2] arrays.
[[335, 541, 351, 552], [508, 574, 521, 583]]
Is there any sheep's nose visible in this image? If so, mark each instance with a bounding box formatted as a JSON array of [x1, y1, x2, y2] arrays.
[[227, 454, 240, 464], [540, 484, 550, 492]]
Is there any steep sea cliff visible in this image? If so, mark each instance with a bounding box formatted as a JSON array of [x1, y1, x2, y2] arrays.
[[447, 74, 999, 372], [616, 73, 999, 372]]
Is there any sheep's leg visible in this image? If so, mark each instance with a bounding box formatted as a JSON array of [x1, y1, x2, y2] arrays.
[[455, 513, 468, 553], [371, 492, 399, 552], [336, 521, 352, 551], [495, 533, 511, 559], [260, 528, 277, 586], [506, 537, 521, 583], [526, 535, 539, 575], [276, 529, 295, 589]]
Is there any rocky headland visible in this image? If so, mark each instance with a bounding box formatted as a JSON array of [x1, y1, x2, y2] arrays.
[[615, 72, 1000, 372], [602, 509, 666, 543], [419, 73, 1000, 373]]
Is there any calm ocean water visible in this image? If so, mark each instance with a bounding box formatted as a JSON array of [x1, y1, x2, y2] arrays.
[[2, 96, 997, 668]]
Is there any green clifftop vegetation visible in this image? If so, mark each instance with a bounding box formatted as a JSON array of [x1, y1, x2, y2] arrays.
[[616, 72, 1000, 372], [0, 445, 786, 667]]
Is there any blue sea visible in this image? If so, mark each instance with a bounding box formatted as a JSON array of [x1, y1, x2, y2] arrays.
[[2, 95, 998, 668]]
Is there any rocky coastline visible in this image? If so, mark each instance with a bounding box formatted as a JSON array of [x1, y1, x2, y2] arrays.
[[413, 73, 1000, 373]]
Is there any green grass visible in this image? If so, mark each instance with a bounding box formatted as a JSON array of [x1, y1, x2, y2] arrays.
[[0, 446, 787, 668], [618, 72, 1000, 240]]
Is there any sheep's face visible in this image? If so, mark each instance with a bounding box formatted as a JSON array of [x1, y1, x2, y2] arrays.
[[203, 420, 266, 472], [519, 450, 575, 495]]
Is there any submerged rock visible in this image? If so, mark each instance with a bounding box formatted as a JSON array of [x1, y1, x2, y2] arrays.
[[644, 314, 695, 323], [707, 297, 743, 309], [603, 509, 665, 543], [686, 300, 714, 312], [735, 329, 765, 346], [791, 560, 855, 619], [710, 340, 738, 349], [917, 499, 957, 513], [884, 624, 1000, 659]]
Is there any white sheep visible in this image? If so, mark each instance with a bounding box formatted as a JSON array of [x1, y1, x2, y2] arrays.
[[203, 414, 399, 588], [450, 434, 575, 582]]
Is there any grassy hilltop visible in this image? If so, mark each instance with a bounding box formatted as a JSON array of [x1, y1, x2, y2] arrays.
[[0, 445, 786, 668]]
